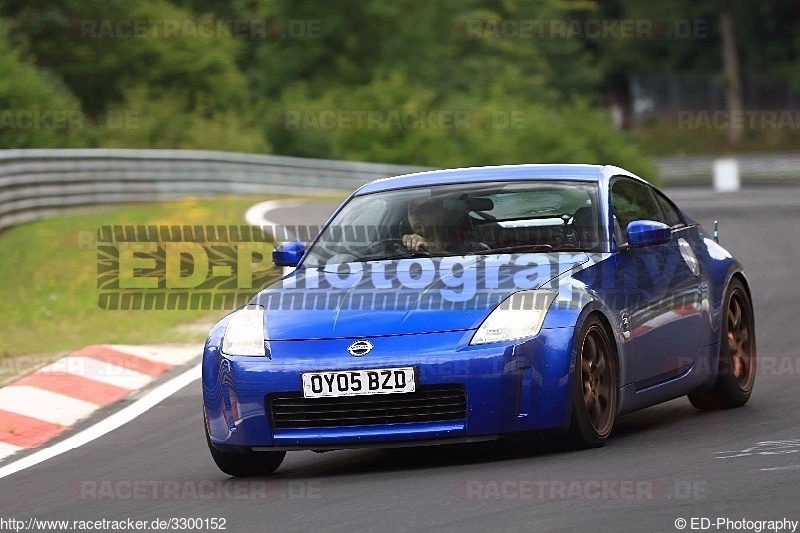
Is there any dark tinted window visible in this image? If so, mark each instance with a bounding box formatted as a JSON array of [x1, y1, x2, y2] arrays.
[[306, 180, 601, 265], [610, 178, 662, 230], [653, 191, 684, 227]]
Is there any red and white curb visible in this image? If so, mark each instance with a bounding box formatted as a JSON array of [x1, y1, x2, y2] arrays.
[[0, 344, 199, 462]]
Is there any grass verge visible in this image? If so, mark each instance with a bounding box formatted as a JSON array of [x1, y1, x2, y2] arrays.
[[0, 195, 326, 378]]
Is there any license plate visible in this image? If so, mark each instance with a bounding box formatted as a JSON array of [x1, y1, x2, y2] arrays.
[[301, 367, 416, 398]]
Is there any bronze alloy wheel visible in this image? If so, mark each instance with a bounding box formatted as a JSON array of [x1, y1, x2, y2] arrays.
[[688, 278, 756, 410], [727, 288, 755, 392], [579, 324, 615, 437]]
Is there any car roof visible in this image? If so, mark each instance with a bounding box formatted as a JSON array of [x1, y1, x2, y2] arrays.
[[354, 163, 643, 195]]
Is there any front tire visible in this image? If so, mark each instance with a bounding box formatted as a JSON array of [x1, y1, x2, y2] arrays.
[[688, 278, 756, 410], [205, 424, 285, 477], [566, 316, 618, 448]]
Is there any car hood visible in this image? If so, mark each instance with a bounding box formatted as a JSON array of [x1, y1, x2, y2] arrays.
[[252, 253, 590, 340]]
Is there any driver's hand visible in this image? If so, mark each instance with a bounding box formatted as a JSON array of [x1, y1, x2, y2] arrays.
[[402, 233, 427, 251]]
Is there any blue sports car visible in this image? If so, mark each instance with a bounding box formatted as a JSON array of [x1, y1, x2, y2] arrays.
[[203, 164, 756, 476]]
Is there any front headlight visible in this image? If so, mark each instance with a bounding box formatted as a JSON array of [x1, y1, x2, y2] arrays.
[[222, 305, 267, 356], [470, 290, 557, 345]]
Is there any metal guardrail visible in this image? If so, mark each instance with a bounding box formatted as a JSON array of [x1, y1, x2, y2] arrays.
[[657, 153, 800, 184], [1, 148, 799, 231], [0, 149, 426, 231]]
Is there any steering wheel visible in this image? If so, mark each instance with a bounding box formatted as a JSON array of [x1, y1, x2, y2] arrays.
[[366, 237, 429, 256]]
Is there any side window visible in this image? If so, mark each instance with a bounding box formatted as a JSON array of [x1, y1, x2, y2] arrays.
[[610, 178, 663, 231], [653, 191, 685, 228]]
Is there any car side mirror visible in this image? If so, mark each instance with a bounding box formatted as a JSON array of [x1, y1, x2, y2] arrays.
[[626, 220, 671, 247], [272, 241, 306, 267]]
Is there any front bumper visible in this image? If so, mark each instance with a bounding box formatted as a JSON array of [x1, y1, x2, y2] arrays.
[[203, 327, 576, 450]]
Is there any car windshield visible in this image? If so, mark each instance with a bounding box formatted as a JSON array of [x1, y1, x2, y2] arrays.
[[303, 180, 601, 267]]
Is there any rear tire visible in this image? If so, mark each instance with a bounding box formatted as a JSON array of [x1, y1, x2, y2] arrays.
[[566, 316, 618, 448], [205, 424, 285, 477], [688, 278, 756, 410]]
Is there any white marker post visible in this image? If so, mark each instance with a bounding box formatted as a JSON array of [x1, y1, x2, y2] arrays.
[[713, 158, 740, 192]]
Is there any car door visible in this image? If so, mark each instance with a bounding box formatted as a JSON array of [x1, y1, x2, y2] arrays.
[[609, 177, 703, 389], [650, 188, 709, 374]]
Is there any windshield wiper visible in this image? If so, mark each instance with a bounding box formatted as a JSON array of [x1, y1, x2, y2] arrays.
[[473, 244, 554, 254], [361, 251, 440, 262], [473, 244, 595, 254]]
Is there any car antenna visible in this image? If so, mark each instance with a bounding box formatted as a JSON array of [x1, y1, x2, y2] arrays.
[[713, 220, 719, 243]]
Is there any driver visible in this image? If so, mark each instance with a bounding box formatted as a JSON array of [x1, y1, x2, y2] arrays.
[[402, 198, 488, 254]]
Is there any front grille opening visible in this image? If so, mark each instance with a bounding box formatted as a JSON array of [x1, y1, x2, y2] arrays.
[[269, 386, 466, 430]]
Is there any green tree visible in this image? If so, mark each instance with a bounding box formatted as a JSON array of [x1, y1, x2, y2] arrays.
[[2, 0, 268, 151], [254, 0, 655, 179], [0, 18, 83, 148]]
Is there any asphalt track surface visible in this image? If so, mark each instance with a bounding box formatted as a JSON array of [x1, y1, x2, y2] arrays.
[[2, 186, 800, 533]]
